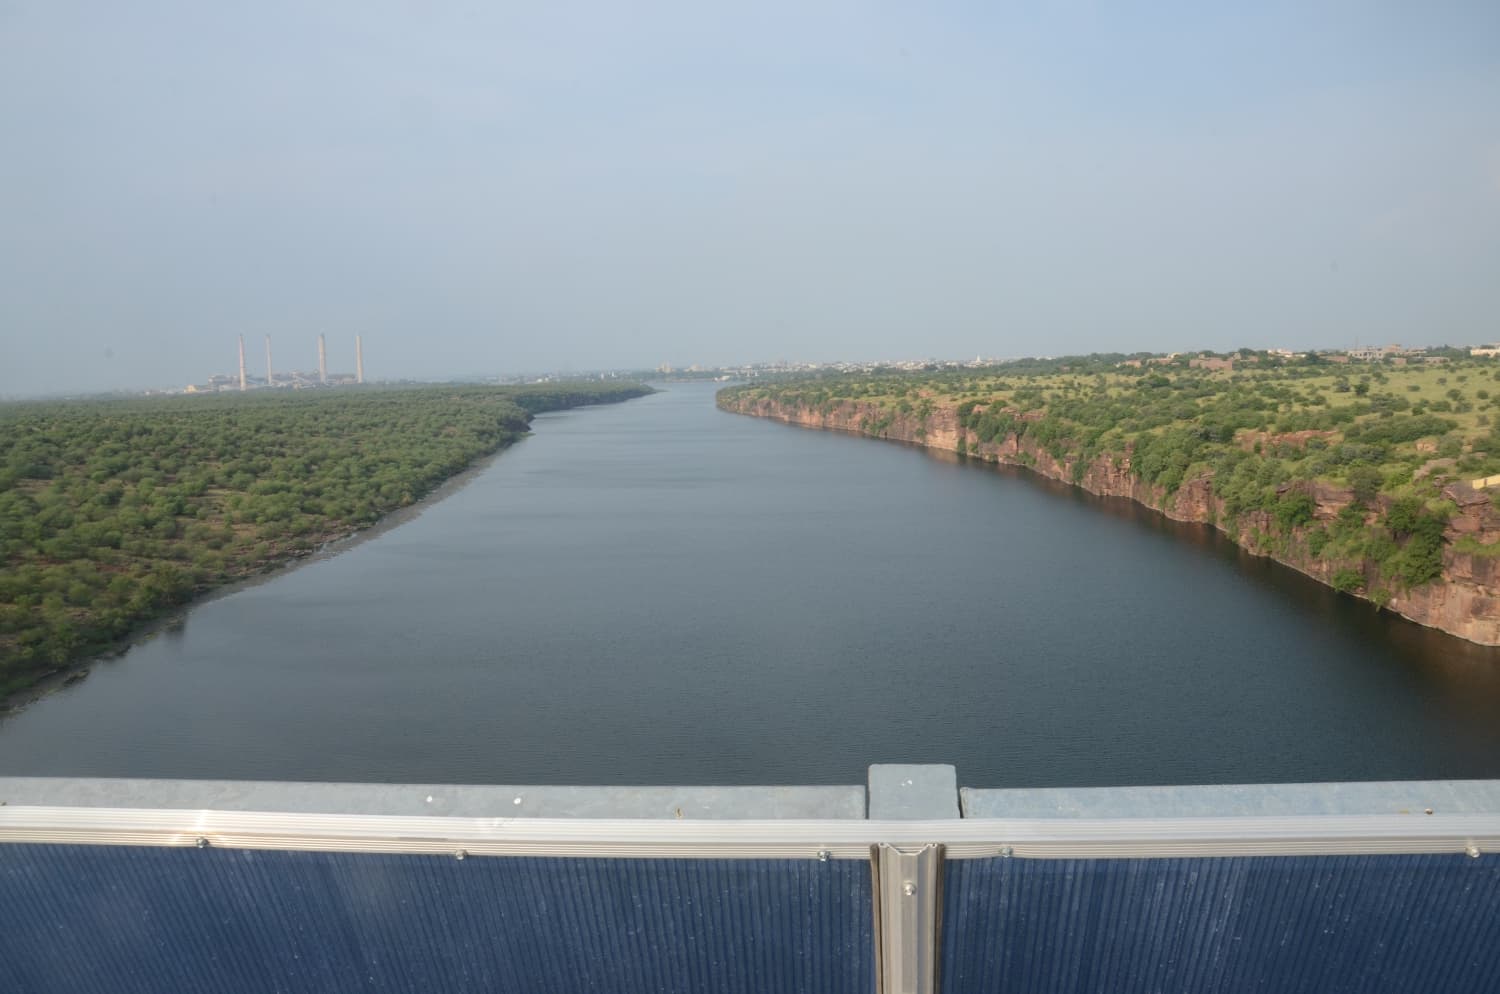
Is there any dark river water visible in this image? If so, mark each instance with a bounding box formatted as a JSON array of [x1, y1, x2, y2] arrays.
[[3, 382, 1499, 787]]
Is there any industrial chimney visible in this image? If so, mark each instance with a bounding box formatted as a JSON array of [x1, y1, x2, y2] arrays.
[[318, 334, 328, 385], [264, 335, 273, 389], [356, 335, 365, 385], [237, 335, 247, 392]]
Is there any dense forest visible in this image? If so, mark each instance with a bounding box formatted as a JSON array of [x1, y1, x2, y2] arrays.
[[722, 352, 1500, 621], [0, 382, 651, 697]]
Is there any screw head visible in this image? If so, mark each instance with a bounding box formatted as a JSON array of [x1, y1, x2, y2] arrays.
[[454, 849, 468, 861], [1467, 845, 1481, 859], [195, 837, 209, 849], [816, 849, 832, 862], [902, 881, 917, 897], [1000, 846, 1014, 858]]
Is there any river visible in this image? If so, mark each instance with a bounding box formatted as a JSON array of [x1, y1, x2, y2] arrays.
[[2, 382, 1498, 787]]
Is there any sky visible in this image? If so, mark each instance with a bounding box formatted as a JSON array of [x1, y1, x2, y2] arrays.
[[2, 2, 1498, 395]]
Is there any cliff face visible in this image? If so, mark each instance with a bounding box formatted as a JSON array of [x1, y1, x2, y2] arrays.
[[721, 394, 1500, 646]]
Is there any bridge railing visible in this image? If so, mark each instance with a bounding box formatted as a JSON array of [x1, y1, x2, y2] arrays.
[[2, 767, 1498, 993]]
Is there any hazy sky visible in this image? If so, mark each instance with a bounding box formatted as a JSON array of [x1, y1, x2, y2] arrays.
[[2, 2, 1498, 395]]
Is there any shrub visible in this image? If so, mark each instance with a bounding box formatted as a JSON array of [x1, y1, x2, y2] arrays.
[[1332, 568, 1365, 592]]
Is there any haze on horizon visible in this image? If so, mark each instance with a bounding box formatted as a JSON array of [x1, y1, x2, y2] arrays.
[[2, 2, 1497, 397]]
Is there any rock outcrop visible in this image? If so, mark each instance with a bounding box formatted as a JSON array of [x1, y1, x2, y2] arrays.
[[721, 394, 1500, 645]]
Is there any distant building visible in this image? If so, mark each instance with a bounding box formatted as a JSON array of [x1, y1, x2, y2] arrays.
[[1471, 345, 1500, 357], [1347, 344, 1406, 362], [1189, 357, 1234, 371]]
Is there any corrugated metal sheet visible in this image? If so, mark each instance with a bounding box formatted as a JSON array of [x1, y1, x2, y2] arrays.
[[0, 845, 874, 994], [941, 853, 1500, 994]]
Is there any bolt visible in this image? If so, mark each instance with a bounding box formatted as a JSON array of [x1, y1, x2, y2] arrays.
[[902, 882, 916, 897], [195, 837, 209, 849], [816, 850, 832, 863], [454, 850, 468, 861], [1467, 845, 1481, 859]]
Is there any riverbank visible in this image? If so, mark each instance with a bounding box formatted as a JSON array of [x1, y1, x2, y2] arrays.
[[0, 384, 653, 706], [1, 441, 523, 715], [719, 391, 1500, 646]]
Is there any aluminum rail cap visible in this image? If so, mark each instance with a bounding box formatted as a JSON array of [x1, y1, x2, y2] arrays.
[[0, 777, 866, 821], [962, 779, 1500, 819]]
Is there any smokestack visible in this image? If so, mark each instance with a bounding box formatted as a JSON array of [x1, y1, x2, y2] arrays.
[[238, 335, 247, 392], [318, 334, 328, 385], [264, 335, 273, 389], [356, 335, 365, 385]]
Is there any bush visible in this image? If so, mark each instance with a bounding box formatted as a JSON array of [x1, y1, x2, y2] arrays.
[[1347, 465, 1382, 505], [1332, 568, 1365, 593], [1274, 490, 1316, 530]]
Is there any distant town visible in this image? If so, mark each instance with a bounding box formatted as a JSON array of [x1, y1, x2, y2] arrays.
[[152, 338, 1500, 398], [639, 341, 1500, 381]]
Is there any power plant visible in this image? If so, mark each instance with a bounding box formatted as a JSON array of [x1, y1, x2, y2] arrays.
[[183, 336, 370, 394]]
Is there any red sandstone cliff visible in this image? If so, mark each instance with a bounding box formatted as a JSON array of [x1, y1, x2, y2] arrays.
[[721, 394, 1500, 646]]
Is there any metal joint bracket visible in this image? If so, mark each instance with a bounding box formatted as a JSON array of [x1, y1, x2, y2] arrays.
[[874, 842, 943, 994]]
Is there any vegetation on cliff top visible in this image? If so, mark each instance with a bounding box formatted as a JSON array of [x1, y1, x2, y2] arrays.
[[0, 382, 652, 696], [720, 353, 1500, 606]]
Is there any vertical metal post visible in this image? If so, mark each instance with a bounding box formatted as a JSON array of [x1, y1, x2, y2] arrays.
[[867, 765, 957, 994], [875, 843, 943, 994]]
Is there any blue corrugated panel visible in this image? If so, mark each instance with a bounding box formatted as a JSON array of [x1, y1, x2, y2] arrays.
[[0, 845, 873, 994], [941, 853, 1500, 994]]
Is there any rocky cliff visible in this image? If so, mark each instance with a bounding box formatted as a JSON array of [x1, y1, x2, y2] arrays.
[[721, 393, 1500, 645]]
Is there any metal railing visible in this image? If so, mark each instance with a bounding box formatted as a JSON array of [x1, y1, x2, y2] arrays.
[[2, 766, 1498, 994]]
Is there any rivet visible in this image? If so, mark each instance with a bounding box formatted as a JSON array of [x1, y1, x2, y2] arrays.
[[425, 795, 434, 804], [513, 797, 523, 806], [1467, 845, 1481, 859], [454, 850, 467, 861], [816, 850, 832, 862], [195, 837, 209, 849], [902, 881, 916, 897]]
